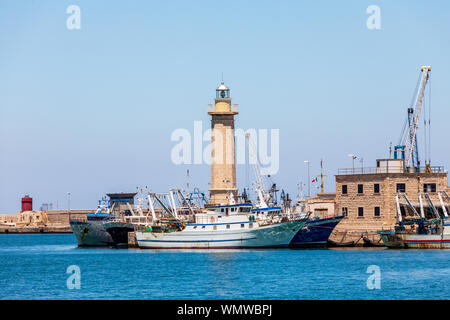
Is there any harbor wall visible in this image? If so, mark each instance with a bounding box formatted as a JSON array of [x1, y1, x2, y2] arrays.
[[0, 210, 92, 233], [0, 225, 72, 233], [0, 214, 17, 225], [128, 232, 138, 248], [45, 210, 92, 224]]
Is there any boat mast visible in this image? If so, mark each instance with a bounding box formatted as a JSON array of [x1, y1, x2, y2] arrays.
[[245, 133, 268, 208], [319, 159, 327, 193]]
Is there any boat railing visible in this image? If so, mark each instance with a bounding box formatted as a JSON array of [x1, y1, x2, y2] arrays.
[[338, 166, 446, 175], [124, 215, 154, 225]]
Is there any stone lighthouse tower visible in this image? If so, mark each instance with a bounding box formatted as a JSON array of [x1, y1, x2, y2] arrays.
[[208, 82, 238, 205]]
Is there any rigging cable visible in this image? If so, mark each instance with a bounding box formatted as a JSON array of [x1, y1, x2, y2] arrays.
[[398, 114, 408, 145], [399, 73, 421, 146], [428, 75, 432, 165]]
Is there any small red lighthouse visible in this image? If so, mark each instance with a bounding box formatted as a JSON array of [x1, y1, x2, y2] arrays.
[[21, 195, 33, 212]]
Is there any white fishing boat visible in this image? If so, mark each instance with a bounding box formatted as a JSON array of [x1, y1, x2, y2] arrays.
[[380, 218, 450, 249], [135, 203, 308, 249], [380, 192, 450, 249]]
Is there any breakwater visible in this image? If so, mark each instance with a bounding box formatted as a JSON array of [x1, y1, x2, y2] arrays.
[[0, 225, 72, 233]]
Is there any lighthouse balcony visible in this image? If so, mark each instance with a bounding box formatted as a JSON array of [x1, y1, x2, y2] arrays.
[[208, 104, 239, 114]]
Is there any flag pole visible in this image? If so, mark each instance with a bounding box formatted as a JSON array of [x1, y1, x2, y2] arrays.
[[319, 159, 327, 194]]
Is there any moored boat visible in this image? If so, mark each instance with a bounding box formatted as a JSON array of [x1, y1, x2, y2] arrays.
[[70, 197, 115, 247], [379, 192, 450, 249], [362, 236, 385, 247], [326, 239, 355, 247], [135, 203, 308, 249], [103, 221, 135, 247], [290, 215, 345, 247], [380, 218, 450, 249], [70, 212, 114, 247]]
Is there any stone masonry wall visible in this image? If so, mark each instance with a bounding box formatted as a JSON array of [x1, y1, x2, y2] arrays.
[[335, 173, 447, 233]]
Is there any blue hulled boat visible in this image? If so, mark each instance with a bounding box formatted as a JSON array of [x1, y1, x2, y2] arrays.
[[290, 215, 344, 247]]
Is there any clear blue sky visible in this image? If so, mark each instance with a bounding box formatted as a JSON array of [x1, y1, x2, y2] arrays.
[[1, 0, 449, 213]]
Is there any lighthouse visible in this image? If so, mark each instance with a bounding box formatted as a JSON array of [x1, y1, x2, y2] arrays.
[[208, 82, 238, 205]]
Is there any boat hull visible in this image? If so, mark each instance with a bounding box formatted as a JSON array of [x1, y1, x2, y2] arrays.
[[136, 220, 306, 249], [70, 220, 114, 247], [380, 231, 450, 249], [103, 221, 135, 247], [290, 215, 344, 247]]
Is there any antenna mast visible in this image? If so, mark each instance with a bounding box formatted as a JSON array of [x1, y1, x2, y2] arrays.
[[319, 159, 327, 193]]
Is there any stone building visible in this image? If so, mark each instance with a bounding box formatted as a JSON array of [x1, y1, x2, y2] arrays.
[[0, 214, 17, 226], [334, 159, 448, 234], [304, 193, 336, 218]]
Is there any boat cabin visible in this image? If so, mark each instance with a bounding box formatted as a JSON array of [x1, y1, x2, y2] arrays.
[[184, 203, 257, 232], [251, 206, 282, 215]]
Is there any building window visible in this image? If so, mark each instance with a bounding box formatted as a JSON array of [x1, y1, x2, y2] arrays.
[[423, 183, 436, 193], [249, 223, 253, 228], [202, 226, 206, 229], [241, 224, 245, 228], [396, 183, 406, 193], [358, 184, 364, 194], [358, 207, 364, 217], [374, 184, 380, 194], [342, 207, 348, 217], [226, 224, 230, 229], [342, 185, 348, 195], [374, 207, 380, 217]]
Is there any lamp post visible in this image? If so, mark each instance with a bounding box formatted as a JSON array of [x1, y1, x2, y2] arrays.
[[348, 154, 357, 173], [67, 192, 71, 221], [304, 160, 310, 198]]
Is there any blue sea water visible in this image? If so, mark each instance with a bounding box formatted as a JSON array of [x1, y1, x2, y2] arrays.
[[0, 234, 449, 300]]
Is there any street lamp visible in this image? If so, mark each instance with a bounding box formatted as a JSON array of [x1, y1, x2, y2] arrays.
[[348, 154, 357, 173], [67, 192, 71, 221], [304, 160, 310, 198]]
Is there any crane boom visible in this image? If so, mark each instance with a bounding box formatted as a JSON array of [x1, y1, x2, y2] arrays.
[[405, 66, 431, 168]]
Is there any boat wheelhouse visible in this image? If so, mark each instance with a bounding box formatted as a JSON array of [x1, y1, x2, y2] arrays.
[[69, 197, 115, 247]]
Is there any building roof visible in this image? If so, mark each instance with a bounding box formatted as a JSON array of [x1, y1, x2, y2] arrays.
[[106, 192, 137, 199]]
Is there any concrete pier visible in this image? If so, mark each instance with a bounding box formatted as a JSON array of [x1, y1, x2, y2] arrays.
[[0, 225, 72, 234], [127, 232, 138, 248]]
